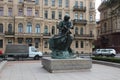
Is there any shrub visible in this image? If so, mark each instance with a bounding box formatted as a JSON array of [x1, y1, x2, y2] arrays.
[[92, 57, 120, 63]]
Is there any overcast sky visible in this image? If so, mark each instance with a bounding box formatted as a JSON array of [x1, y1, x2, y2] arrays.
[[95, 0, 102, 20]]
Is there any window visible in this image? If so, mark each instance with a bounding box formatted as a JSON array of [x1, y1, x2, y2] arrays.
[[80, 1, 83, 8], [75, 27, 78, 34], [90, 2, 92, 9], [27, 7, 32, 16], [75, 41, 78, 48], [44, 40, 48, 48], [80, 41, 84, 48], [80, 13, 83, 20], [8, 0, 12, 2], [90, 31, 93, 36], [80, 27, 83, 35], [58, 11, 62, 19], [52, 11, 55, 19], [35, 24, 40, 33], [44, 25, 48, 34], [58, 0, 62, 7], [18, 23, 23, 33], [0, 40, 3, 48], [35, 0, 39, 4], [18, 8, 23, 16], [35, 38, 40, 43], [0, 24, 3, 33], [44, 10, 48, 19], [26, 38, 32, 43], [27, 22, 32, 33], [35, 43, 39, 48], [35, 38, 40, 48], [18, 38, 23, 44], [90, 15, 93, 21], [26, 0, 32, 2], [44, 0, 48, 6], [65, 12, 69, 16], [75, 13, 78, 19], [35, 10, 39, 17], [8, 24, 12, 32], [75, 1, 78, 6], [104, 23, 107, 32], [0, 7, 3, 16], [8, 39, 12, 44], [52, 26, 55, 35], [51, 0, 55, 6], [65, 0, 69, 8], [19, 0, 23, 3], [8, 8, 12, 16]]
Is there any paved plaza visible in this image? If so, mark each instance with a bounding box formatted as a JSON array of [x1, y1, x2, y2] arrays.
[[0, 60, 120, 80]]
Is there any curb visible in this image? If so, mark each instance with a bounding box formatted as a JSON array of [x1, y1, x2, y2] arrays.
[[92, 60, 120, 68], [0, 60, 7, 72]]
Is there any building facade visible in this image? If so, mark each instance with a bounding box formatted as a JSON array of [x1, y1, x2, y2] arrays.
[[97, 0, 120, 53], [0, 0, 96, 54]]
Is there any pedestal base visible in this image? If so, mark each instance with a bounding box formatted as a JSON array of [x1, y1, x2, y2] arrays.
[[42, 57, 92, 73]]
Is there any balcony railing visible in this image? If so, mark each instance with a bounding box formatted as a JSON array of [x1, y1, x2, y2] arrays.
[[43, 33, 51, 36], [5, 31, 14, 35], [73, 19, 87, 25], [15, 33, 41, 37], [74, 34, 94, 40], [73, 6, 86, 12]]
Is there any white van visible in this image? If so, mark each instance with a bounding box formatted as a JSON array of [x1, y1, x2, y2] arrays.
[[5, 44, 43, 60], [93, 49, 116, 57]]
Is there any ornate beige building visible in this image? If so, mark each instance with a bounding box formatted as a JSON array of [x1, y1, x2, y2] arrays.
[[0, 0, 96, 54], [96, 0, 120, 53]]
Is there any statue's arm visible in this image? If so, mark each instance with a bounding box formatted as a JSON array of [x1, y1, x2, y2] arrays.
[[58, 21, 63, 30]]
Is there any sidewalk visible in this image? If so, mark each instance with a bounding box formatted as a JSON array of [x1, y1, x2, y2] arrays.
[[0, 60, 120, 80]]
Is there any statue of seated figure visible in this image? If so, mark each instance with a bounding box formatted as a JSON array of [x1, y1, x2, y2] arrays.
[[49, 15, 76, 59]]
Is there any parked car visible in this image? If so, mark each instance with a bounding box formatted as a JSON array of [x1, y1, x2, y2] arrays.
[[4, 44, 43, 60], [93, 49, 116, 57]]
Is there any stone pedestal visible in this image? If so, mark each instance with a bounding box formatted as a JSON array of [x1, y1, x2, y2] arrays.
[[42, 57, 92, 73]]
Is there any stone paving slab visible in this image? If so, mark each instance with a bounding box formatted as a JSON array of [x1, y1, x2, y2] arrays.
[[0, 60, 120, 80]]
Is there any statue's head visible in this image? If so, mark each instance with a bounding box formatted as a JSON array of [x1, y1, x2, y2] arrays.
[[64, 15, 70, 21]]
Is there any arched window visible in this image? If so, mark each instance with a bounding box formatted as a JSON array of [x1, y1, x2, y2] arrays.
[[75, 13, 78, 19], [18, 23, 23, 33], [80, 27, 83, 35], [35, 24, 40, 33], [52, 26, 55, 35], [0, 23, 3, 33], [44, 25, 48, 34], [75, 27, 78, 34], [27, 22, 32, 33], [90, 30, 93, 36], [104, 23, 107, 32], [80, 41, 84, 48], [75, 41, 78, 48], [90, 15, 93, 21], [44, 40, 48, 48], [8, 24, 12, 32]]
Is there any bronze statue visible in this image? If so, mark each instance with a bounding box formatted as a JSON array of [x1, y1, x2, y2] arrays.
[[49, 15, 76, 59]]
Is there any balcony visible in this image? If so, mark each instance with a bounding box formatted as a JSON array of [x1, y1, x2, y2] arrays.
[[15, 33, 41, 38], [74, 34, 94, 40], [89, 7, 95, 12], [73, 6, 86, 12], [5, 31, 14, 35], [0, 32, 4, 36], [23, 0, 36, 5], [5, 31, 14, 37], [73, 19, 87, 25], [42, 33, 51, 39]]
